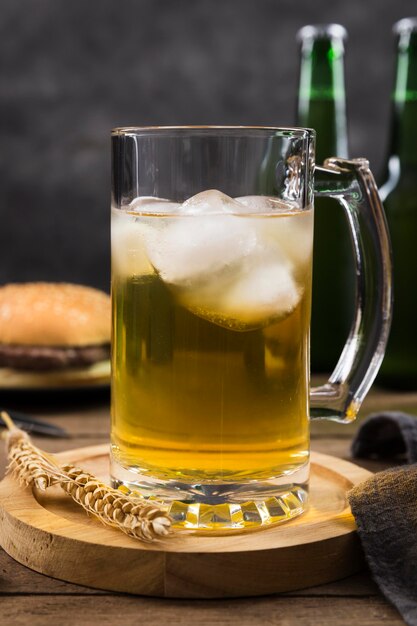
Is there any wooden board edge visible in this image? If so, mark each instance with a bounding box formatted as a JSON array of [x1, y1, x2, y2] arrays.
[[0, 492, 365, 598]]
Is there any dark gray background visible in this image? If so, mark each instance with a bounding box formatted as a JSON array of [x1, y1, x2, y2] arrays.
[[1, 0, 414, 291]]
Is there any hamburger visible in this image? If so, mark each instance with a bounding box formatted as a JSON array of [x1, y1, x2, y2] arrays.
[[0, 283, 110, 384]]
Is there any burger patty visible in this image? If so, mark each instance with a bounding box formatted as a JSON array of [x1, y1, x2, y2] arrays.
[[0, 343, 110, 371]]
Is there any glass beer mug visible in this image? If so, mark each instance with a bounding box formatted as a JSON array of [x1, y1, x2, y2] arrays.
[[110, 126, 392, 531]]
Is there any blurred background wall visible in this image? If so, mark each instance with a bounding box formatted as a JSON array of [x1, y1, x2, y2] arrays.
[[1, 0, 415, 291]]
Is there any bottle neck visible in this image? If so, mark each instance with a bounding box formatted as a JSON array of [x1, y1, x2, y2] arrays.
[[297, 37, 348, 163], [387, 31, 417, 170]]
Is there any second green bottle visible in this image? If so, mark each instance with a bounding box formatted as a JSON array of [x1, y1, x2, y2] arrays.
[[297, 24, 355, 373]]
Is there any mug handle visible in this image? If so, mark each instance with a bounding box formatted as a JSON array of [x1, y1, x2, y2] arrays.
[[310, 158, 392, 422]]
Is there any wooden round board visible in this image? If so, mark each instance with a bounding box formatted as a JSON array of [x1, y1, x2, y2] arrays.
[[0, 445, 370, 598]]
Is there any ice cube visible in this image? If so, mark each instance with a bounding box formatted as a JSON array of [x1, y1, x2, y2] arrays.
[[178, 251, 301, 329], [130, 196, 181, 214], [145, 191, 258, 284], [235, 195, 314, 269], [181, 189, 244, 215], [111, 197, 182, 277], [221, 259, 300, 325], [111, 210, 155, 277], [235, 195, 294, 213]]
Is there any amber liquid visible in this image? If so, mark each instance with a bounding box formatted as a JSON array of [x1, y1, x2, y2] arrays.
[[111, 208, 312, 486]]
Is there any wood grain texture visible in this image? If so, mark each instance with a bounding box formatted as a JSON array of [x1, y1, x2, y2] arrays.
[[0, 446, 371, 598], [0, 596, 403, 626], [0, 547, 380, 596]]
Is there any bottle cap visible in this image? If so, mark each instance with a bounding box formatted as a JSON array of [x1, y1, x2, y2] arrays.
[[296, 24, 348, 43], [393, 17, 417, 35]]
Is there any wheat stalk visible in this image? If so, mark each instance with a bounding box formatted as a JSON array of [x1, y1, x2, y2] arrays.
[[1, 411, 171, 542]]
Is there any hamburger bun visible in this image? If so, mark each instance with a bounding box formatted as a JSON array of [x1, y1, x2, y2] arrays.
[[0, 282, 111, 374], [0, 282, 110, 346]]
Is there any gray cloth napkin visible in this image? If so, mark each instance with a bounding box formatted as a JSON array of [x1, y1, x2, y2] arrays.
[[349, 412, 417, 626]]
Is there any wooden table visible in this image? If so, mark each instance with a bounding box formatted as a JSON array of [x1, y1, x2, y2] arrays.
[[1, 384, 416, 626]]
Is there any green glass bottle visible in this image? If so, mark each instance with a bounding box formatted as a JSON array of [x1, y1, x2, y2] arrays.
[[378, 18, 417, 389], [296, 24, 355, 373]]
